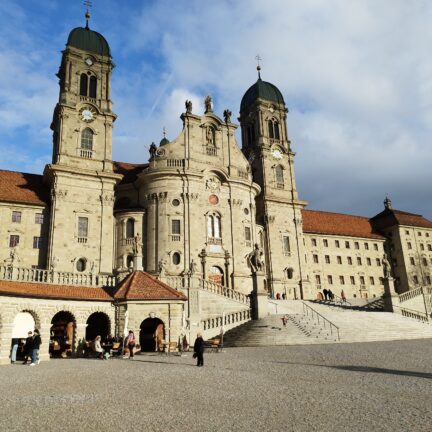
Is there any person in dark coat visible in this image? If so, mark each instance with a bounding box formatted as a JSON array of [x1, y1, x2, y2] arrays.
[[323, 288, 328, 301], [193, 333, 204, 367], [30, 329, 42, 366], [22, 331, 33, 365]]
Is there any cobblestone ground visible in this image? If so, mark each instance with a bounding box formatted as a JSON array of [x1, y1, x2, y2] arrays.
[[1, 339, 431, 432]]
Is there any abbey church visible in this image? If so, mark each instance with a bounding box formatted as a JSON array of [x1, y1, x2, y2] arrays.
[[0, 19, 431, 364]]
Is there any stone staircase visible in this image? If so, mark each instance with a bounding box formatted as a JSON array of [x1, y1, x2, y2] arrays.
[[222, 300, 432, 347]]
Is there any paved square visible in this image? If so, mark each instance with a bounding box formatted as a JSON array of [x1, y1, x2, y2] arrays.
[[1, 339, 431, 432]]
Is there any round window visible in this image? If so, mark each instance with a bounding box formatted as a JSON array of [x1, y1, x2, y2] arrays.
[[76, 258, 86, 272], [172, 252, 181, 265], [244, 208, 249, 215], [208, 195, 219, 205], [172, 199, 180, 207]]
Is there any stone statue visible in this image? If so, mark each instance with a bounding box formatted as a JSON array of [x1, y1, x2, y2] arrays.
[[206, 126, 214, 145], [185, 99, 193, 114], [189, 259, 198, 275], [382, 254, 391, 278], [9, 248, 19, 266], [149, 142, 157, 160], [133, 233, 143, 255], [158, 259, 166, 276], [223, 109, 232, 123], [247, 243, 264, 273], [204, 95, 212, 113]]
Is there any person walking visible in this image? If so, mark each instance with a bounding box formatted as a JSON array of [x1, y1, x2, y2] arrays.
[[22, 331, 33, 365], [341, 289, 347, 304], [30, 329, 42, 366], [193, 333, 204, 367], [281, 315, 288, 327], [328, 289, 334, 302], [125, 330, 136, 359]]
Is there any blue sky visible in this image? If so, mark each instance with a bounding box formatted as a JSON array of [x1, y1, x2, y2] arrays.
[[0, 0, 431, 219]]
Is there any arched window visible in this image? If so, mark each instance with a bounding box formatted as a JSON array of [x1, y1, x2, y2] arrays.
[[80, 74, 88, 96], [127, 255, 134, 268], [76, 258, 86, 272], [268, 119, 280, 140], [275, 165, 284, 186], [247, 124, 255, 146], [126, 219, 134, 238], [268, 120, 274, 139], [89, 76, 97, 98], [287, 268, 294, 279], [214, 215, 221, 238], [274, 122, 280, 140], [207, 213, 222, 239], [207, 215, 214, 237], [172, 252, 181, 265], [81, 128, 93, 150]]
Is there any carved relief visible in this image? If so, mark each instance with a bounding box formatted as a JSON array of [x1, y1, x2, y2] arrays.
[[206, 176, 220, 192]]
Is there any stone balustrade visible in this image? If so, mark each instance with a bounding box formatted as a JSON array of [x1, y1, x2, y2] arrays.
[[0, 265, 116, 287], [399, 287, 424, 303], [202, 309, 251, 332]]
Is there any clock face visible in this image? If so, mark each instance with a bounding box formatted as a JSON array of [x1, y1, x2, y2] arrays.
[[271, 148, 283, 159], [85, 57, 93, 66], [80, 107, 95, 122]]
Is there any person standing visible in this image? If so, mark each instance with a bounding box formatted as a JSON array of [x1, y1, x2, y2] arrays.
[[193, 333, 204, 367], [323, 288, 328, 301], [281, 315, 288, 327], [10, 338, 19, 364], [94, 336, 104, 359], [22, 331, 33, 365], [125, 330, 136, 359], [30, 329, 42, 366], [341, 289, 347, 304]]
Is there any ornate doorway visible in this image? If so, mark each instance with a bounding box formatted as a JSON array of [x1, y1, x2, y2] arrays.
[[208, 265, 224, 285], [139, 318, 164, 352]]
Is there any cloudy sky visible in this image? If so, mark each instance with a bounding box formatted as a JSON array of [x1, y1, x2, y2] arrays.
[[0, 0, 431, 219]]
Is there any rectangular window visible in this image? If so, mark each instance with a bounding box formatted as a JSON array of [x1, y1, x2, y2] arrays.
[[323, 239, 328, 247], [312, 238, 317, 246], [313, 254, 319, 264], [405, 230, 409, 235], [428, 244, 432, 251], [367, 258, 371, 266], [354, 242, 359, 249], [420, 243, 425, 251], [345, 241, 350, 249], [426, 276, 431, 285], [283, 236, 290, 254], [357, 257, 362, 265], [413, 275, 419, 284], [339, 276, 345, 285], [337, 256, 342, 264], [410, 257, 415, 265], [35, 213, 44, 224], [315, 275, 321, 285], [171, 219, 181, 235], [418, 232, 422, 236], [325, 255, 330, 264], [327, 275, 333, 285], [360, 276, 365, 285], [373, 243, 378, 251], [364, 242, 369, 250], [335, 240, 340, 248], [369, 276, 375, 285], [407, 242, 412, 249], [78, 217, 89, 237], [376, 258, 381, 266], [350, 276, 355, 285], [244, 226, 251, 241], [347, 257, 352, 265], [12, 211, 22, 223], [9, 235, 20, 247], [422, 258, 428, 266], [33, 236, 42, 249]]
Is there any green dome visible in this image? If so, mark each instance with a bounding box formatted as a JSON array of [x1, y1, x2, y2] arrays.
[[240, 78, 285, 112], [67, 27, 111, 57], [159, 137, 170, 146]]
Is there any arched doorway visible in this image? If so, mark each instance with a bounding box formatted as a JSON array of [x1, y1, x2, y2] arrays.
[[140, 318, 164, 352], [86, 312, 110, 342], [209, 265, 224, 285], [50, 311, 76, 358], [11, 311, 36, 361]]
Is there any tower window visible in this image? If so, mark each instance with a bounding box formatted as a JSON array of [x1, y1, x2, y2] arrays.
[[268, 119, 280, 140], [207, 213, 222, 240], [275, 165, 284, 188], [80, 73, 97, 98], [126, 218, 135, 239], [81, 128, 93, 150]]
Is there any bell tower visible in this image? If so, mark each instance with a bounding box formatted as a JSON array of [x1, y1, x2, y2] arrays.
[[44, 13, 121, 274], [239, 66, 311, 299]]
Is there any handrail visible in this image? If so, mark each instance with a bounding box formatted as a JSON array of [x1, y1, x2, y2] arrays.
[[302, 302, 340, 341], [331, 293, 352, 306], [399, 286, 424, 303], [391, 304, 430, 322]]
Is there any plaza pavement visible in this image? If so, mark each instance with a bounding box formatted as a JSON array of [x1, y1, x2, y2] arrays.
[[1, 339, 431, 432]]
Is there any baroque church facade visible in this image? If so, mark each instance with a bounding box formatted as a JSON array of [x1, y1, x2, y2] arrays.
[[0, 20, 431, 364]]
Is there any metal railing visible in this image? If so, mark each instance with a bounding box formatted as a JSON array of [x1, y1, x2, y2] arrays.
[[302, 302, 340, 341]]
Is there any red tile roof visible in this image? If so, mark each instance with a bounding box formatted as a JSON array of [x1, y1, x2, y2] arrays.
[[0, 280, 113, 301], [370, 208, 432, 230], [0, 170, 49, 206], [302, 209, 384, 240], [113, 161, 148, 185], [114, 271, 187, 301]]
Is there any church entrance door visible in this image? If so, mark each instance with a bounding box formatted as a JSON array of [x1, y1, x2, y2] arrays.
[[140, 318, 164, 352]]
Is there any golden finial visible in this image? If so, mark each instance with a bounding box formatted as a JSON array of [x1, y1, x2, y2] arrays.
[[84, 0, 92, 29], [255, 54, 262, 79]]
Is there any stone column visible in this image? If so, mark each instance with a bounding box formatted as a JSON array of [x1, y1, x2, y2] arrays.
[[383, 277, 400, 313], [0, 323, 13, 365], [251, 271, 268, 320], [187, 277, 202, 343], [39, 323, 52, 363]]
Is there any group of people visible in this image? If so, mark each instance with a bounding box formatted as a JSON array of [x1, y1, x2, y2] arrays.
[[11, 329, 42, 366], [322, 288, 347, 303]]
